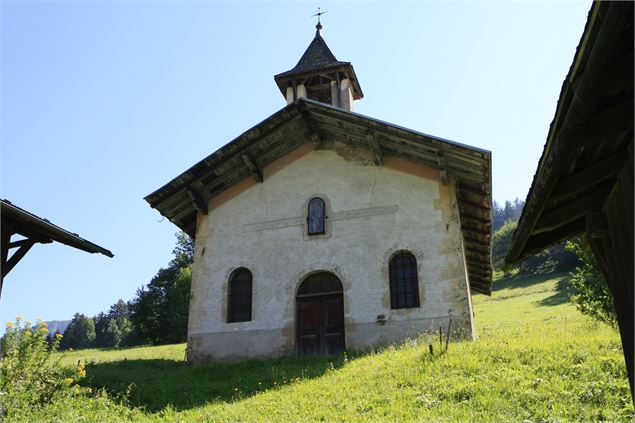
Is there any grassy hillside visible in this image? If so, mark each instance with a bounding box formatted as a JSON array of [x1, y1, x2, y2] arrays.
[[12, 273, 633, 422]]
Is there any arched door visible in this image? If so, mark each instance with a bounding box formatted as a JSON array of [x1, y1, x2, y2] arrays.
[[296, 272, 345, 355]]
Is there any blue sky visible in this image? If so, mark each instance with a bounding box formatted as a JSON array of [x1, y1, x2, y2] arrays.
[[1, 1, 591, 323]]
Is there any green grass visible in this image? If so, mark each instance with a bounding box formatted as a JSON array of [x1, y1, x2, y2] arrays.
[[10, 272, 633, 422]]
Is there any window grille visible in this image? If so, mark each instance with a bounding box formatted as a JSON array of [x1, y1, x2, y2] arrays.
[[308, 197, 326, 235], [228, 268, 252, 322], [389, 252, 420, 309]]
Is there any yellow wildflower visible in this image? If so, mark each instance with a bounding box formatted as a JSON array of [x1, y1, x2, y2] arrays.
[[6, 322, 14, 329], [74, 385, 80, 396], [78, 362, 86, 378], [65, 377, 74, 385], [55, 333, 63, 339], [39, 327, 48, 334], [24, 331, 31, 337]]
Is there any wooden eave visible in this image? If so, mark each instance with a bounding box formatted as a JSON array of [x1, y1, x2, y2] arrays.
[[145, 98, 492, 294], [506, 1, 634, 265], [1, 199, 114, 258]]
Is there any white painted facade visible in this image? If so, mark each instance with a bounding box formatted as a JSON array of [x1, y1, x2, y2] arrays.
[[187, 140, 475, 363]]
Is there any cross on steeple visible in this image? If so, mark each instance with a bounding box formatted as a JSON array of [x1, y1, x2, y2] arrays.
[[312, 7, 327, 34]]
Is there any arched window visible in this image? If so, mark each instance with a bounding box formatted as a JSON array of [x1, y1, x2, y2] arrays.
[[307, 197, 326, 235], [389, 251, 420, 309], [227, 268, 252, 323]]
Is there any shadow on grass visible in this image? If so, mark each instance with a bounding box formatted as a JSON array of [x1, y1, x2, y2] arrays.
[[536, 277, 572, 307], [493, 271, 569, 292], [81, 353, 349, 412]]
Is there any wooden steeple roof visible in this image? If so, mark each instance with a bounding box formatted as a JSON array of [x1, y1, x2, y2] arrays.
[[274, 24, 363, 101]]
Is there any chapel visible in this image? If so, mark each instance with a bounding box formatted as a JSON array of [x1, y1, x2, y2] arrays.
[[145, 21, 492, 363]]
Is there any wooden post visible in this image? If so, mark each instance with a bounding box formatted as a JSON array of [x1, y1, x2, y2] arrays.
[[335, 71, 341, 108], [0, 231, 10, 299], [3, 240, 36, 275]]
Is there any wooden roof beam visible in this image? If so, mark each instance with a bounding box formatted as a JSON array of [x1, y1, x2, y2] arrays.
[[437, 149, 448, 185], [302, 111, 324, 150], [519, 217, 586, 261], [532, 182, 614, 235], [460, 226, 491, 236], [366, 130, 383, 165], [241, 154, 264, 183], [463, 237, 491, 248], [1, 238, 37, 279], [186, 187, 208, 215], [457, 183, 490, 196], [549, 151, 626, 203], [460, 213, 490, 225], [466, 260, 493, 272], [8, 238, 49, 249], [456, 197, 491, 212]]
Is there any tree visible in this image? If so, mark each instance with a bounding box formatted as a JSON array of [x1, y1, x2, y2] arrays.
[[492, 219, 517, 270], [101, 318, 122, 347], [59, 313, 95, 350], [93, 312, 110, 348], [492, 198, 525, 232], [164, 266, 192, 344], [566, 239, 617, 327], [108, 299, 130, 324], [172, 231, 194, 264], [493, 218, 578, 274], [93, 300, 134, 348], [129, 232, 193, 345]]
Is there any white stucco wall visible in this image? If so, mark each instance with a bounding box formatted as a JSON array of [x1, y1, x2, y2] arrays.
[[187, 141, 474, 362]]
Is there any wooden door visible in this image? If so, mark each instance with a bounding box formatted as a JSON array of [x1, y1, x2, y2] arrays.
[[322, 294, 345, 355], [297, 299, 321, 355], [296, 273, 345, 356]]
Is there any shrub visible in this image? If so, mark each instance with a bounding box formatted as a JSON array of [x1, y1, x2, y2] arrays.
[[566, 240, 617, 327], [0, 318, 87, 417]]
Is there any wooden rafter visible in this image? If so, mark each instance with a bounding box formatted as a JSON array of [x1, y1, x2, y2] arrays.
[[366, 130, 383, 165], [241, 154, 264, 183], [2, 239, 37, 279], [457, 198, 491, 212], [532, 182, 614, 235], [549, 151, 625, 202], [457, 183, 490, 197], [186, 187, 208, 215], [302, 110, 323, 150], [437, 149, 448, 185]]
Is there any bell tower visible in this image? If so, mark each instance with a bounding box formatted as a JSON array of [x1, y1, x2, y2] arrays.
[[274, 19, 363, 111]]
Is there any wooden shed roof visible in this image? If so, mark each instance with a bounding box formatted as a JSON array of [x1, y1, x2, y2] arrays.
[[145, 98, 492, 294], [505, 1, 633, 264], [1, 199, 114, 258]]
